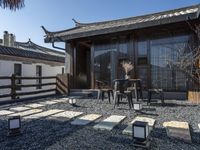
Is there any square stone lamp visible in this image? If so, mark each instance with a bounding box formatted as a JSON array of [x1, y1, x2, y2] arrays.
[[69, 98, 76, 106], [133, 102, 142, 111], [8, 116, 21, 136], [132, 121, 149, 146]]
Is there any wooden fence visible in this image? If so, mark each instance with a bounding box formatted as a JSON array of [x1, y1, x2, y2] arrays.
[[0, 74, 69, 101]]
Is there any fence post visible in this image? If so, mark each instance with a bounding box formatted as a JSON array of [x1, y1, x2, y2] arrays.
[[11, 74, 16, 100]]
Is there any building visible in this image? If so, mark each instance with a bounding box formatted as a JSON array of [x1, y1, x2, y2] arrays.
[[0, 31, 65, 100], [42, 4, 200, 98]]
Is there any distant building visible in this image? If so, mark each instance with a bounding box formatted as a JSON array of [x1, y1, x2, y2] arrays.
[[0, 31, 65, 100]]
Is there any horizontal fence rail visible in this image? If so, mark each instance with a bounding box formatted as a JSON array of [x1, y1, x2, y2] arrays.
[[0, 74, 69, 101]]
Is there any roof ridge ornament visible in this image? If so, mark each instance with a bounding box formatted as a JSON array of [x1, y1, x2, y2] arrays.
[[41, 26, 53, 37], [72, 18, 87, 27]]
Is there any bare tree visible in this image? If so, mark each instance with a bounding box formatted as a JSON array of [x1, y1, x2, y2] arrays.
[[168, 23, 200, 102], [0, 0, 24, 11]]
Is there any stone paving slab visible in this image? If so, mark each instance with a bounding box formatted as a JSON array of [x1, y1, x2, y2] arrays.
[[94, 115, 126, 131], [50, 111, 83, 121], [24, 109, 64, 119], [40, 101, 58, 105], [122, 116, 156, 135], [9, 109, 43, 117], [0, 110, 14, 116], [52, 99, 68, 103], [25, 103, 45, 108], [163, 121, 191, 143], [71, 114, 102, 125], [10, 106, 30, 112]]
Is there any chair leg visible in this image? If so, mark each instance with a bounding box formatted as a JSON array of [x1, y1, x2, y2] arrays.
[[114, 92, 117, 108], [97, 90, 101, 100], [148, 91, 151, 105], [111, 91, 114, 100], [127, 95, 132, 109], [117, 95, 120, 106], [134, 88, 138, 101], [108, 91, 111, 104], [101, 91, 105, 101], [140, 89, 143, 100]]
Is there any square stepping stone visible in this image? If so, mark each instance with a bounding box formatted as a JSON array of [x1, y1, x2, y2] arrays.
[[10, 106, 30, 112], [9, 109, 43, 117], [94, 115, 126, 131], [71, 114, 102, 125], [52, 99, 68, 103], [0, 110, 14, 116], [50, 111, 83, 121], [24, 109, 64, 119], [40, 101, 58, 105], [123, 116, 156, 135], [163, 121, 192, 143], [25, 103, 44, 108]]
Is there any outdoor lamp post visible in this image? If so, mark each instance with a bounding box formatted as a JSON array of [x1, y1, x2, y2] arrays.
[[8, 116, 21, 136], [133, 102, 142, 111], [132, 121, 149, 147]]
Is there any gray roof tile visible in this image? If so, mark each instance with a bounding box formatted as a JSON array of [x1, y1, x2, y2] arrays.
[[43, 4, 200, 42]]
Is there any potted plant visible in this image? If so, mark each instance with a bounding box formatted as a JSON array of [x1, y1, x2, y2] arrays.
[[121, 60, 134, 79]]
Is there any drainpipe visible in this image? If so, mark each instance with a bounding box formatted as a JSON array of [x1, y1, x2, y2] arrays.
[[52, 42, 65, 51]]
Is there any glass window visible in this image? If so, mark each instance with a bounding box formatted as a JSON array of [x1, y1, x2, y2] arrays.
[[14, 64, 22, 90], [94, 41, 117, 86], [36, 65, 42, 89], [138, 41, 148, 56], [150, 35, 189, 91], [118, 38, 129, 79]]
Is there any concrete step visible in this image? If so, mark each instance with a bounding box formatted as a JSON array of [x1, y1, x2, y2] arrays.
[[24, 109, 64, 120], [50, 111, 84, 121], [94, 115, 126, 131], [40, 101, 59, 105], [71, 114, 102, 125], [163, 121, 191, 143], [69, 89, 95, 98], [10, 106, 31, 112], [9, 109, 43, 117], [0, 110, 14, 116], [25, 103, 45, 109]]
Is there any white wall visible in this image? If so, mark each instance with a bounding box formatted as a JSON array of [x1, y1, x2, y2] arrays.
[[0, 60, 65, 101]]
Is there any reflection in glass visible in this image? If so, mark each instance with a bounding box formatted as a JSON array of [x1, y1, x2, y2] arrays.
[[94, 42, 117, 86], [150, 35, 189, 91]]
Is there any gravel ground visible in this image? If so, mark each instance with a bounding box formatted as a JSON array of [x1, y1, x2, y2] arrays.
[[0, 97, 200, 150]]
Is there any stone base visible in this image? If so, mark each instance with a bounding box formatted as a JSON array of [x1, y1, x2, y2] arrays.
[[163, 121, 192, 143]]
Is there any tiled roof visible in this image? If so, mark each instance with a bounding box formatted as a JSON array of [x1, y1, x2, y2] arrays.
[[15, 39, 65, 57], [43, 4, 200, 42], [0, 45, 65, 63]]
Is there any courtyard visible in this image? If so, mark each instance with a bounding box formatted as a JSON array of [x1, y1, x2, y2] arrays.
[[0, 97, 200, 150]]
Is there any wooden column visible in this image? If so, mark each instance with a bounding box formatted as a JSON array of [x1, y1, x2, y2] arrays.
[[91, 44, 95, 89]]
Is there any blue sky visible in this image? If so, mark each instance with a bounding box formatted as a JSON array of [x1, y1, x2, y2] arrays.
[[0, 0, 199, 50]]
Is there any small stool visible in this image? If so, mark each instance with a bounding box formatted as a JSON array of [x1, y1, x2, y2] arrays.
[[148, 89, 164, 105], [98, 89, 114, 103]]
